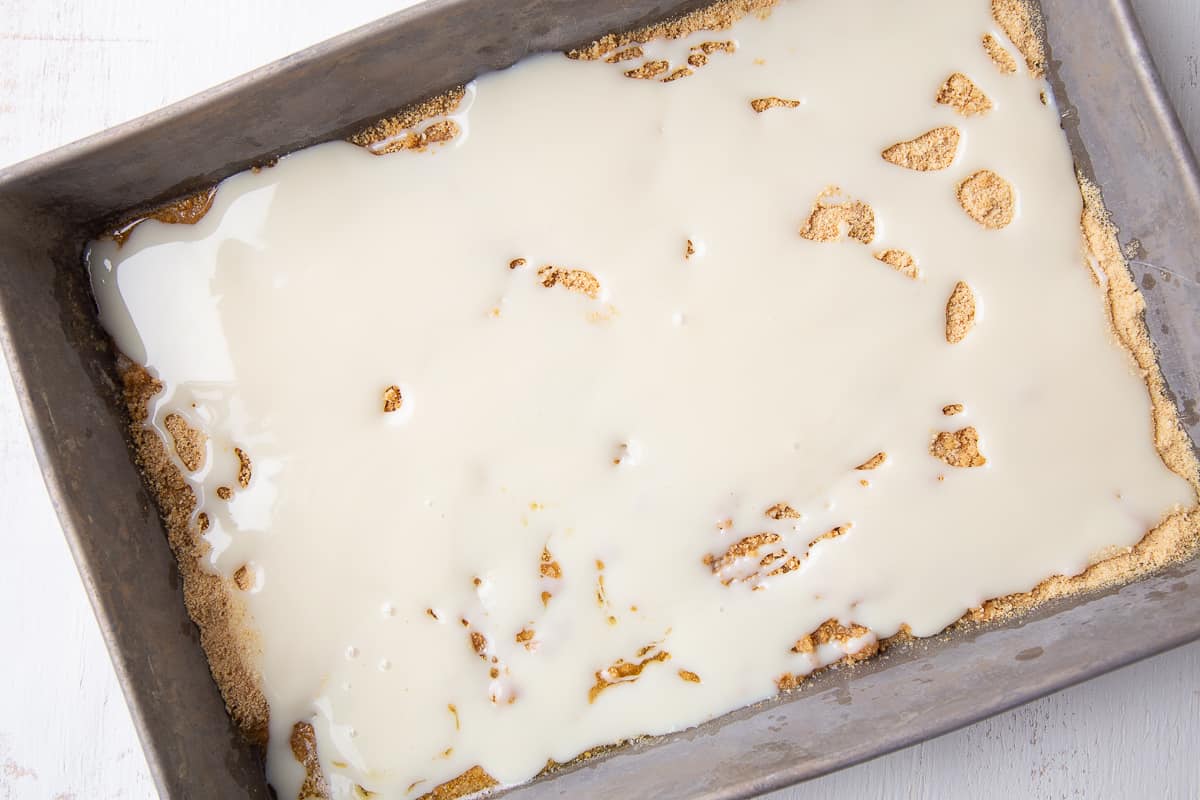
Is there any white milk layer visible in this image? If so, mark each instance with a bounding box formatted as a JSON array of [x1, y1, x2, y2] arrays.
[[89, 1, 1194, 797]]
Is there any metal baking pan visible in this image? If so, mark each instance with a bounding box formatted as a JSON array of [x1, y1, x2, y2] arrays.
[[1, 0, 1198, 797]]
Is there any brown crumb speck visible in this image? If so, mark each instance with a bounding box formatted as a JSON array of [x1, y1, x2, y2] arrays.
[[957, 170, 1015, 229], [765, 502, 800, 520], [605, 46, 644, 63], [383, 385, 403, 413], [678, 669, 701, 683], [750, 96, 800, 113], [469, 631, 488, 659], [704, 532, 782, 573], [881, 126, 960, 171], [943, 403, 965, 416], [109, 187, 218, 247], [163, 413, 205, 472], [874, 249, 920, 279], [855, 452, 886, 470], [589, 646, 671, 703], [776, 673, 805, 690], [808, 524, 850, 549], [540, 547, 562, 579], [946, 281, 977, 343], [233, 564, 253, 591], [349, 87, 466, 154], [540, 590, 552, 607], [290, 722, 330, 800], [982, 33, 1017, 74], [791, 618, 872, 655], [931, 426, 988, 467], [799, 186, 875, 245], [625, 60, 669, 80], [414, 765, 497, 800], [216, 486, 232, 501], [685, 239, 696, 259], [565, 1, 765, 61], [936, 72, 992, 116], [992, 0, 1046, 77], [509, 257, 527, 270], [537, 265, 601, 299], [661, 66, 694, 83], [234, 447, 252, 488]]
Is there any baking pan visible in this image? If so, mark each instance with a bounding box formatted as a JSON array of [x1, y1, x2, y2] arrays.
[[1, 0, 1198, 797]]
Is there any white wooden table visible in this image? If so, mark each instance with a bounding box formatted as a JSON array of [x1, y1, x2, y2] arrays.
[[1, 1, 1198, 797]]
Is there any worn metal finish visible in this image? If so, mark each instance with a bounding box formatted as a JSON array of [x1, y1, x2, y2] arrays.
[[0, 1, 1197, 798]]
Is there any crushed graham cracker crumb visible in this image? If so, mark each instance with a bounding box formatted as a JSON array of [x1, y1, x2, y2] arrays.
[[383, 385, 403, 413], [750, 96, 800, 113], [992, 0, 1046, 77], [216, 486, 232, 501], [855, 452, 886, 471], [234, 447, 252, 488], [936, 72, 992, 116], [366, 120, 459, 155], [661, 66, 694, 83], [589, 645, 671, 703], [765, 502, 801, 520], [957, 169, 1015, 229], [566, 1, 771, 61], [415, 766, 498, 800], [605, 46, 644, 63], [946, 281, 977, 343], [537, 265, 601, 299], [291, 721, 330, 800], [791, 618, 870, 654], [540, 547, 562, 579], [808, 524, 850, 549], [799, 186, 875, 244], [233, 564, 253, 592], [931, 426, 988, 467], [469, 631, 487, 660], [704, 532, 782, 574], [942, 403, 965, 416], [685, 239, 696, 259], [163, 413, 205, 472], [982, 33, 1017, 74], [678, 669, 701, 683], [348, 87, 466, 153], [509, 257, 527, 270], [625, 60, 669, 80], [108, 187, 218, 247], [881, 126, 960, 171], [874, 249, 920, 279]]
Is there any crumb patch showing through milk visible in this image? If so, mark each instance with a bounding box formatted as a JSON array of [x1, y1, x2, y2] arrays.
[[881, 126, 960, 171], [946, 281, 977, 343], [958, 170, 1015, 228], [931, 427, 988, 467], [936, 72, 992, 115], [799, 187, 875, 244]]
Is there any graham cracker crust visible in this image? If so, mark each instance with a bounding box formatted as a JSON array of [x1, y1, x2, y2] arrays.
[[105, 1, 1200, 797]]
